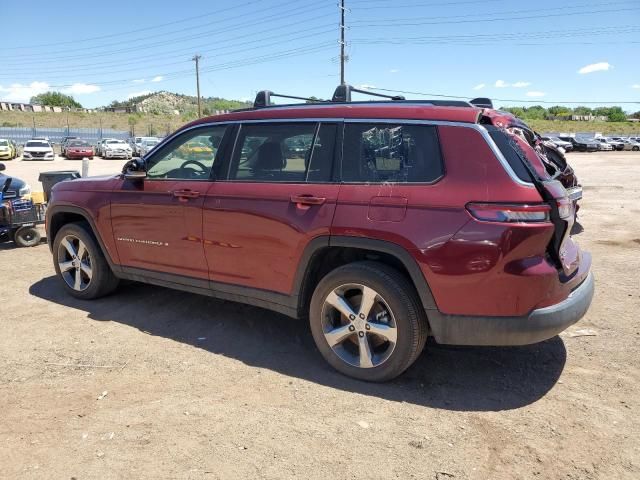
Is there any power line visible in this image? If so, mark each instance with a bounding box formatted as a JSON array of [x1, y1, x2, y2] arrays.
[[4, 0, 266, 50], [0, 26, 336, 78], [0, 1, 329, 61], [359, 87, 640, 105], [350, 6, 640, 27]]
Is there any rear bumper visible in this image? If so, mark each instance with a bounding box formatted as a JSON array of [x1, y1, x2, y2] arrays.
[[428, 272, 594, 346]]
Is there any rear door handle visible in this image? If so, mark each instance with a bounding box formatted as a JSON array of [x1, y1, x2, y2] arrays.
[[173, 189, 201, 201], [290, 194, 326, 206]]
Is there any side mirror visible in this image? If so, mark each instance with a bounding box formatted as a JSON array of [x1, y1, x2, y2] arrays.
[[122, 158, 147, 180], [0, 163, 5, 172]]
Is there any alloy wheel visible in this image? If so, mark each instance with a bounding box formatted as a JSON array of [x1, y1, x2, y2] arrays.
[[57, 235, 93, 291], [320, 283, 398, 369]]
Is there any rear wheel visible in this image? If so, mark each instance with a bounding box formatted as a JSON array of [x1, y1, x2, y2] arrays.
[[14, 226, 41, 247], [53, 222, 119, 299], [633, 146, 639, 151], [309, 261, 428, 382]]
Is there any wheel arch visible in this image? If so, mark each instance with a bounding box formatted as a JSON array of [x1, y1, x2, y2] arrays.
[[47, 205, 120, 272], [294, 235, 438, 318]]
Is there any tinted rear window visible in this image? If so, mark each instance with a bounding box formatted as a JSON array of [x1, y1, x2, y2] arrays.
[[487, 129, 533, 182], [342, 123, 443, 183]]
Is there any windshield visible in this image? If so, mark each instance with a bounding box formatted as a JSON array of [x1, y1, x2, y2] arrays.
[[0, 141, 8, 147], [26, 141, 50, 148], [69, 141, 89, 147], [106, 140, 125, 145], [143, 140, 159, 147]]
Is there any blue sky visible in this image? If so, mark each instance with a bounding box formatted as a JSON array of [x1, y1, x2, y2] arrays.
[[1, 0, 639, 110]]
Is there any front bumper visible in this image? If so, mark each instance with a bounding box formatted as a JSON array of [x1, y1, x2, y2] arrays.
[[428, 272, 594, 346], [0, 151, 12, 159], [104, 151, 131, 158]]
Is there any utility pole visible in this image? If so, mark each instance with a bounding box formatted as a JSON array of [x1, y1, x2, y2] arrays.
[[192, 54, 203, 118], [339, 0, 346, 85]]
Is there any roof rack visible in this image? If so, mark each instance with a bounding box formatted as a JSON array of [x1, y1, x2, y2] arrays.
[[253, 90, 328, 108], [247, 84, 490, 111], [332, 84, 405, 102]]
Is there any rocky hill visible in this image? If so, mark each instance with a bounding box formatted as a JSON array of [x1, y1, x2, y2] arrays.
[[107, 91, 251, 115]]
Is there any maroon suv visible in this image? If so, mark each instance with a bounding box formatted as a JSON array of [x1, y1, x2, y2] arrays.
[[45, 86, 594, 382]]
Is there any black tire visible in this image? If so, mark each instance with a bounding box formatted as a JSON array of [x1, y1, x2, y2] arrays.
[[14, 226, 41, 247], [309, 261, 428, 382], [633, 146, 639, 152], [52, 222, 119, 299]]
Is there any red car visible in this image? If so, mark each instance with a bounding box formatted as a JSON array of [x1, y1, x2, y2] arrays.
[[64, 140, 94, 159], [45, 85, 593, 382]]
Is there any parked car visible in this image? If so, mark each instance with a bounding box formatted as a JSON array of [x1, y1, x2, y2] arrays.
[[619, 139, 640, 151], [601, 137, 625, 151], [60, 136, 79, 157], [45, 85, 594, 382], [130, 136, 159, 156], [22, 139, 54, 160], [0, 139, 18, 160], [558, 136, 598, 152], [101, 139, 132, 159], [541, 136, 573, 152], [138, 138, 161, 157], [593, 138, 614, 151], [0, 162, 31, 200], [65, 140, 94, 159]]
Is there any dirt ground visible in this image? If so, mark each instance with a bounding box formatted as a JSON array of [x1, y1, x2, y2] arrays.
[[0, 152, 638, 480]]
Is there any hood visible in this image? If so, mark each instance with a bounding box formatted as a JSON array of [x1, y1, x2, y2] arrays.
[[24, 146, 53, 152], [51, 175, 118, 194], [0, 173, 27, 199]]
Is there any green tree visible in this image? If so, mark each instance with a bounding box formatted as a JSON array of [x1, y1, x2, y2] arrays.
[[547, 105, 572, 118], [606, 107, 627, 122], [573, 106, 593, 116], [30, 91, 82, 108], [521, 106, 547, 121]]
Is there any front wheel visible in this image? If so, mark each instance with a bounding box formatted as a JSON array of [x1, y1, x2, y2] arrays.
[[53, 222, 119, 299], [633, 146, 639, 151], [309, 261, 428, 382]]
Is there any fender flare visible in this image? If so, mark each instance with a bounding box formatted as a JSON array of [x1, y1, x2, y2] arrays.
[[46, 205, 120, 272], [293, 235, 438, 314]]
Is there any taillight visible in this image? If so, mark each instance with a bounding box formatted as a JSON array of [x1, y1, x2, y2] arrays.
[[556, 197, 572, 219], [466, 203, 552, 223]]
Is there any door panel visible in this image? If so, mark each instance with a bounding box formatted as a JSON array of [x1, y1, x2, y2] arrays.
[[110, 179, 209, 279], [203, 182, 339, 294]]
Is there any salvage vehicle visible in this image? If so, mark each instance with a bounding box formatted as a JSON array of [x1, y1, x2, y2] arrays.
[[101, 139, 132, 159], [65, 140, 94, 159], [138, 138, 160, 157], [22, 139, 55, 160], [45, 85, 594, 382], [541, 136, 573, 152], [593, 138, 614, 151], [60, 136, 79, 157], [0, 139, 18, 160], [558, 136, 598, 152]]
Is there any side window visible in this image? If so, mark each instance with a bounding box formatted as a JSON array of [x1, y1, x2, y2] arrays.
[[228, 123, 335, 183], [342, 123, 443, 183], [146, 126, 227, 180]]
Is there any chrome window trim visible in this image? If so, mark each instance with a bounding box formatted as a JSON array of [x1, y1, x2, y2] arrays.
[[146, 117, 534, 188]]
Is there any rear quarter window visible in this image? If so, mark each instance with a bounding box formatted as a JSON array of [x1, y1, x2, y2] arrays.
[[487, 129, 534, 182], [342, 123, 444, 183]]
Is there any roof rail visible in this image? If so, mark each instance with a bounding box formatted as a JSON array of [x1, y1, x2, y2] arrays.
[[253, 90, 327, 108], [332, 84, 405, 102]]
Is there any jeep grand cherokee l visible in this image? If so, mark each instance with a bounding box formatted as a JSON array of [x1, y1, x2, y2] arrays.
[[45, 85, 594, 382]]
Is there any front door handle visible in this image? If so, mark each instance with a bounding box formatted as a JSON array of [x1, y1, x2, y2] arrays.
[[290, 194, 326, 206], [173, 189, 201, 201]]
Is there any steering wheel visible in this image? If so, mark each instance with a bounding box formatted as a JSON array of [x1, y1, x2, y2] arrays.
[[179, 159, 208, 177]]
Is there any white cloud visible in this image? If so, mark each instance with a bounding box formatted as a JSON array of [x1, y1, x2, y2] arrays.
[[526, 91, 546, 97], [358, 84, 376, 89], [473, 83, 486, 90], [389, 69, 399, 73], [151, 75, 164, 82], [132, 79, 146, 84], [632, 84, 640, 89], [495, 80, 531, 88], [63, 83, 101, 95], [0, 81, 50, 102], [127, 90, 152, 99], [578, 62, 612, 74]]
